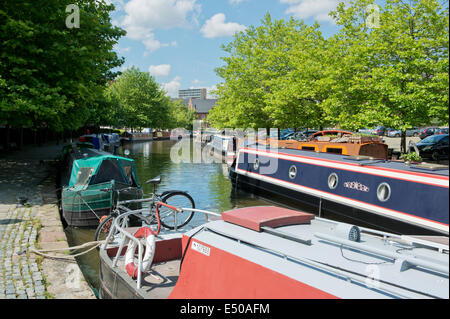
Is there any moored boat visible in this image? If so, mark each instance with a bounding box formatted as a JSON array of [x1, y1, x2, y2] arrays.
[[60, 145, 143, 227], [206, 134, 238, 167], [229, 142, 449, 235], [98, 205, 449, 299]]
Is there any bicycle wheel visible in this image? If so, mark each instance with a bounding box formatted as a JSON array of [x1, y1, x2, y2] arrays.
[[160, 192, 195, 230], [94, 214, 115, 242]]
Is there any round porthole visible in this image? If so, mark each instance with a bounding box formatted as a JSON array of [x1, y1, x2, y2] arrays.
[[377, 183, 391, 202], [253, 158, 259, 170], [289, 165, 297, 179], [328, 173, 338, 189]]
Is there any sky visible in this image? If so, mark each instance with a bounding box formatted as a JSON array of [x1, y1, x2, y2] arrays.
[[107, 0, 345, 98]]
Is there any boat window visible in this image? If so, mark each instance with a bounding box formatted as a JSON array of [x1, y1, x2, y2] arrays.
[[123, 165, 134, 185], [75, 167, 94, 186], [377, 183, 391, 202], [328, 173, 338, 189], [326, 147, 343, 154], [90, 159, 127, 185], [301, 146, 315, 151], [289, 165, 297, 179]]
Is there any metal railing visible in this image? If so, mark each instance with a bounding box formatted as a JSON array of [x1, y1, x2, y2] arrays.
[[102, 205, 221, 290]]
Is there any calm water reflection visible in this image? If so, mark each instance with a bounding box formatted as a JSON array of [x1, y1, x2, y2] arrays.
[[65, 139, 275, 294]]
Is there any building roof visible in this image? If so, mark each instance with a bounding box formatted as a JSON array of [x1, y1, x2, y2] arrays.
[[171, 98, 191, 107], [190, 99, 217, 113]]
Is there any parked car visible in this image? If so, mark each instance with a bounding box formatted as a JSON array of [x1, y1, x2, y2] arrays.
[[437, 127, 449, 135], [281, 131, 295, 140], [388, 128, 420, 137], [409, 134, 449, 161], [419, 127, 440, 139], [373, 126, 387, 136], [358, 128, 374, 135]]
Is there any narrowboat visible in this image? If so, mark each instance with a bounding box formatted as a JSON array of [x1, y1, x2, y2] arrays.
[[206, 134, 238, 167], [60, 144, 143, 227], [120, 131, 154, 143], [264, 130, 389, 159], [229, 142, 449, 235], [98, 206, 448, 299]]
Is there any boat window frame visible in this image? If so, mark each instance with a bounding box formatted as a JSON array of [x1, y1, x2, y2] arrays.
[[289, 165, 297, 179], [328, 172, 339, 190], [75, 167, 94, 186]]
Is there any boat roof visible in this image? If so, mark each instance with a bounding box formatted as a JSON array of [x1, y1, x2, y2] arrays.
[[186, 206, 449, 298], [241, 143, 449, 177], [68, 148, 137, 188]]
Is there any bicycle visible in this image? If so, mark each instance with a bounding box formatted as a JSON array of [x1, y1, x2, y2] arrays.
[[94, 176, 195, 241]]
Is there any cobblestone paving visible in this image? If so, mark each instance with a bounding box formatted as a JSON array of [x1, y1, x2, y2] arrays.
[[1, 143, 95, 299], [0, 205, 45, 299]]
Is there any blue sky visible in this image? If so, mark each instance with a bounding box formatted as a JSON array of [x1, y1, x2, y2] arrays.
[[108, 0, 344, 98]]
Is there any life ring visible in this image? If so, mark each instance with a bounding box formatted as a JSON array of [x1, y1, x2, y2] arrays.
[[125, 227, 156, 279]]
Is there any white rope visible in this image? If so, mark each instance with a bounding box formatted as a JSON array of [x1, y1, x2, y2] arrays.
[[27, 240, 105, 261]]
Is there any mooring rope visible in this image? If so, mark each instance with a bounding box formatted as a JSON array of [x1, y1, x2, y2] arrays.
[[19, 240, 105, 262]]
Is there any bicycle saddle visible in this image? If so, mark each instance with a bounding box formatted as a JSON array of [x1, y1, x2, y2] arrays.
[[145, 176, 161, 185]]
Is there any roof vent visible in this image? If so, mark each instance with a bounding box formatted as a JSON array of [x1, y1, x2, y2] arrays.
[[222, 206, 314, 232]]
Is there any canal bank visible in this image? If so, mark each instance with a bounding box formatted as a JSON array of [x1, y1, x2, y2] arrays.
[[0, 143, 95, 299]]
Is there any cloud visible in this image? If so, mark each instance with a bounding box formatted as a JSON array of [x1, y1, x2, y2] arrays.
[[114, 44, 131, 54], [229, 0, 245, 3], [279, 0, 340, 23], [149, 64, 171, 77], [162, 76, 182, 97], [121, 0, 200, 52], [200, 13, 246, 38]]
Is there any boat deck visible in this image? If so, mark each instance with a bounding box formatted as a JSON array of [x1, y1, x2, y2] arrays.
[[115, 256, 180, 299]]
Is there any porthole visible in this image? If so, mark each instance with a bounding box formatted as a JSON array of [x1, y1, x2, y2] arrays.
[[253, 158, 259, 170], [328, 173, 338, 189], [289, 165, 297, 179], [377, 183, 391, 202]]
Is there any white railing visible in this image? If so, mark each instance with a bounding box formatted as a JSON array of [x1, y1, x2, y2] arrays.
[[102, 207, 221, 290]]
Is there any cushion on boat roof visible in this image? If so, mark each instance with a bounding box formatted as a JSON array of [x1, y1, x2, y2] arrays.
[[222, 206, 314, 232]]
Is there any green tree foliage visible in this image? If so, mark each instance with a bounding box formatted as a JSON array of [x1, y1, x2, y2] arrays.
[[169, 100, 197, 130], [105, 67, 171, 130], [105, 66, 195, 130], [0, 0, 125, 131], [325, 0, 449, 151], [209, 14, 330, 130], [208, 14, 325, 128], [209, 1, 448, 146]]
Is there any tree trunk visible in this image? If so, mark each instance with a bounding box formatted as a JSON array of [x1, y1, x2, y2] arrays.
[[401, 130, 407, 154]]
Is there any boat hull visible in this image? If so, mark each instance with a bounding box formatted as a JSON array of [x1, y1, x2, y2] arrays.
[[230, 147, 449, 235]]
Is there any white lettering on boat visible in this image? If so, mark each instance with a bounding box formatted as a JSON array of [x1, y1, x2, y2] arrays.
[[191, 241, 211, 256]]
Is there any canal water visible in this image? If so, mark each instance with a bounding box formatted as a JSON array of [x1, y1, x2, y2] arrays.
[[65, 139, 279, 294]]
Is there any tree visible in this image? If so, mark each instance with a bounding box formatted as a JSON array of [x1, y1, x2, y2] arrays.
[[169, 100, 197, 130], [106, 67, 173, 130], [0, 0, 125, 132], [325, 0, 449, 152], [209, 14, 332, 132]]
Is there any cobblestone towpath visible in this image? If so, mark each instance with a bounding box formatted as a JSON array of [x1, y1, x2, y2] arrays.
[[0, 143, 95, 299]]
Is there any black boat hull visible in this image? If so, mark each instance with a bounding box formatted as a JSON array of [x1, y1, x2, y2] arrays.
[[230, 166, 444, 236]]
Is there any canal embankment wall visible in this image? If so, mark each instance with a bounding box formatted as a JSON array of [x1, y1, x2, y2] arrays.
[[0, 143, 95, 299]]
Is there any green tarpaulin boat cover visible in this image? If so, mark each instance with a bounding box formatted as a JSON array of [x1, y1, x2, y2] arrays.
[[68, 152, 138, 190]]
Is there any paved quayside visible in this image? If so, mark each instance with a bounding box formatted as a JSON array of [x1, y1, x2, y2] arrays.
[[0, 143, 95, 299]]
